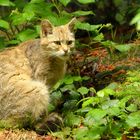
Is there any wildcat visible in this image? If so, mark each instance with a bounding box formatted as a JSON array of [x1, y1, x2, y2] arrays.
[[0, 18, 76, 128]]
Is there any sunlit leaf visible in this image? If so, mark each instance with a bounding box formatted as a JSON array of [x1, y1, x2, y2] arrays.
[[126, 111, 140, 127], [17, 29, 38, 41], [59, 0, 71, 6], [82, 97, 99, 108], [75, 21, 101, 31], [130, 13, 140, 25], [77, 87, 89, 95], [0, 19, 10, 29], [86, 109, 107, 121], [97, 88, 115, 97], [114, 44, 132, 52], [77, 0, 95, 4]]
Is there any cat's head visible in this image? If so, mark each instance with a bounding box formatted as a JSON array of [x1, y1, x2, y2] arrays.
[[40, 18, 76, 57]]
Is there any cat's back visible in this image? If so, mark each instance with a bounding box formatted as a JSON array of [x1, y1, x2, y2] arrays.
[[0, 40, 39, 80]]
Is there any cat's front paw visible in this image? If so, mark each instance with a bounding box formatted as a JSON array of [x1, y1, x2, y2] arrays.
[[35, 112, 63, 134]]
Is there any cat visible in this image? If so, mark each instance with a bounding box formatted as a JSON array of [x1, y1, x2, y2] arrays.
[[0, 18, 76, 128]]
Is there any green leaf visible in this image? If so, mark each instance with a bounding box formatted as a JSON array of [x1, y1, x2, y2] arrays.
[[126, 111, 140, 127], [82, 97, 99, 108], [76, 107, 92, 114], [30, 0, 45, 3], [63, 76, 73, 84], [106, 82, 119, 90], [114, 44, 132, 52], [72, 10, 94, 16], [22, 11, 35, 21], [60, 84, 75, 92], [84, 109, 107, 126], [130, 13, 140, 25], [101, 99, 119, 109], [126, 104, 138, 112], [107, 107, 121, 116], [0, 37, 5, 49], [17, 29, 38, 42], [136, 21, 140, 30], [77, 0, 95, 4], [59, 0, 71, 6], [63, 100, 78, 111], [6, 40, 20, 46], [77, 87, 89, 95], [0, 19, 10, 30], [10, 12, 26, 25], [97, 88, 115, 97], [73, 76, 82, 82], [75, 21, 101, 31], [0, 0, 15, 6], [64, 112, 81, 127], [118, 96, 132, 108], [94, 33, 104, 41]]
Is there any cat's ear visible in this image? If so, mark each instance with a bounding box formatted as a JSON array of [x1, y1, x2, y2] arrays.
[[40, 19, 53, 37], [67, 18, 77, 31]]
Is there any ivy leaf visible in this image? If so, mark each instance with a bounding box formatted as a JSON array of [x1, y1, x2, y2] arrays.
[[77, 87, 89, 95], [59, 0, 71, 6], [0, 0, 15, 6], [0, 19, 10, 30], [77, 0, 95, 4]]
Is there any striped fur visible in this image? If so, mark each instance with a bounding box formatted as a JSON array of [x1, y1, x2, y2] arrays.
[[0, 18, 76, 128]]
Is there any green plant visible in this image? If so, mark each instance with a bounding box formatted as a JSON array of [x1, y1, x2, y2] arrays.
[[49, 70, 140, 139]]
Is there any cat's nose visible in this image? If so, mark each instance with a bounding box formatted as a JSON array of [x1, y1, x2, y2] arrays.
[[64, 49, 68, 54]]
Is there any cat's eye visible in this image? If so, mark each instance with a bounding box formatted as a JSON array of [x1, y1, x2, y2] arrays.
[[54, 41, 61, 45], [66, 40, 73, 45]]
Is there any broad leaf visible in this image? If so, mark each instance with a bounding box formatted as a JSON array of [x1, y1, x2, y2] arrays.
[[75, 21, 101, 31], [114, 44, 132, 52], [64, 112, 81, 127], [77, 87, 89, 95], [126, 111, 140, 127], [0, 19, 10, 29], [17, 29, 38, 41], [86, 109, 107, 121]]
